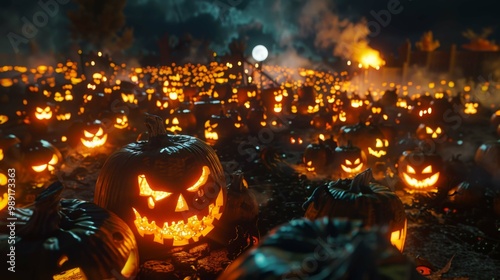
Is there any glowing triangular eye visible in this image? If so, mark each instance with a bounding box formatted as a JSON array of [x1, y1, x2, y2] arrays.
[[435, 127, 442, 134], [425, 127, 433, 134], [48, 154, 59, 165], [375, 139, 383, 148], [138, 175, 172, 201], [422, 165, 433, 174], [121, 93, 128, 102], [95, 127, 104, 137], [172, 118, 179, 125], [354, 158, 360, 164], [44, 106, 51, 113], [384, 140, 389, 147], [83, 130, 94, 138], [345, 159, 352, 165], [187, 166, 210, 192], [36, 107, 43, 113], [407, 166, 416, 174]]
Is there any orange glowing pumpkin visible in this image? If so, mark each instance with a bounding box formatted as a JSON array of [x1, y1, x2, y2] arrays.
[[94, 114, 227, 257]]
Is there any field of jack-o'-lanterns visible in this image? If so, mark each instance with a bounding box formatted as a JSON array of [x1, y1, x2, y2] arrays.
[[1, 53, 500, 279]]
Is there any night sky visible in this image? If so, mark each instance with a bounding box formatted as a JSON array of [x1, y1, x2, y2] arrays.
[[0, 0, 498, 64]]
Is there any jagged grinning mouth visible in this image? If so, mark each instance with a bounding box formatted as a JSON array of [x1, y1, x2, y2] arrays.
[[81, 135, 107, 148], [204, 131, 218, 141], [167, 126, 182, 133], [132, 189, 224, 246], [402, 172, 440, 189], [368, 147, 387, 158], [341, 163, 363, 174]]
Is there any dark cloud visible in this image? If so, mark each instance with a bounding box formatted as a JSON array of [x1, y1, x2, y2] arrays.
[[1, 0, 498, 64]]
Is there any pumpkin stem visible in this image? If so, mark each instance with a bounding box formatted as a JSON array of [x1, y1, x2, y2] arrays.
[[17, 181, 63, 238], [346, 140, 353, 148], [145, 113, 168, 145], [228, 170, 246, 192], [349, 168, 373, 193]]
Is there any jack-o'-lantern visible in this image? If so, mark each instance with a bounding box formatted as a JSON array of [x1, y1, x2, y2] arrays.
[[398, 150, 443, 192], [219, 218, 421, 279], [155, 97, 170, 111], [463, 101, 479, 115], [369, 137, 389, 158], [204, 112, 238, 146], [303, 139, 335, 174], [409, 95, 436, 123], [24, 139, 62, 175], [260, 87, 284, 112], [337, 122, 389, 161], [114, 112, 129, 130], [34, 105, 54, 120], [94, 115, 227, 257], [165, 108, 197, 134], [55, 112, 72, 121], [53, 89, 74, 103], [54, 105, 75, 123], [415, 123, 447, 141], [80, 120, 108, 149], [285, 131, 306, 151], [303, 169, 407, 252], [0, 182, 139, 280], [332, 141, 367, 178]]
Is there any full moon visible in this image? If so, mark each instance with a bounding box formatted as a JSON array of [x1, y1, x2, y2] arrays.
[[252, 45, 268, 62]]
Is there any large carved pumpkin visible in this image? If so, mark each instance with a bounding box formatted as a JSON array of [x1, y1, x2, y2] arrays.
[[218, 218, 423, 279], [0, 181, 139, 280], [303, 169, 407, 252], [337, 122, 389, 161], [94, 114, 227, 254]]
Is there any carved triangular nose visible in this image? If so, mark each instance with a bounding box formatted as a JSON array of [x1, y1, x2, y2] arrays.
[[175, 194, 189, 212]]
